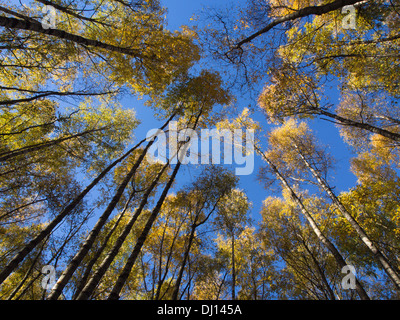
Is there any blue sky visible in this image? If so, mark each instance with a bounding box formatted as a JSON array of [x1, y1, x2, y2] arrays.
[[164, 0, 228, 30], [131, 0, 359, 222], [132, 0, 267, 221]]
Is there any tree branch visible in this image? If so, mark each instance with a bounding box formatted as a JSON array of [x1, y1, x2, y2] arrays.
[[232, 0, 366, 51], [0, 15, 149, 59]]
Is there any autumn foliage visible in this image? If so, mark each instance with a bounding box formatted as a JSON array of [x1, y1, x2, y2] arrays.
[[0, 0, 399, 300]]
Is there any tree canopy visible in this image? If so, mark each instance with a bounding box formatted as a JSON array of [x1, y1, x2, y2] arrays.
[[0, 0, 399, 301]]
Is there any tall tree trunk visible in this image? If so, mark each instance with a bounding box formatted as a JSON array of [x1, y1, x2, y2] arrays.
[[0, 127, 106, 162], [0, 16, 147, 58], [171, 223, 197, 300], [106, 109, 202, 300], [231, 232, 236, 300], [75, 161, 170, 300], [295, 144, 400, 291], [46, 114, 176, 299], [172, 195, 222, 300], [259, 149, 370, 300], [154, 216, 185, 300], [47, 143, 152, 299], [318, 109, 400, 142], [107, 160, 182, 300], [299, 236, 336, 300], [6, 237, 48, 300], [0, 135, 148, 285], [71, 191, 136, 299]]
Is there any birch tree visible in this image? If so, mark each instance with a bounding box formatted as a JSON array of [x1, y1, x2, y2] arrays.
[[266, 120, 400, 291]]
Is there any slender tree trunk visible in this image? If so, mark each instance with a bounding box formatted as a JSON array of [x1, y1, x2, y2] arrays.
[[71, 191, 136, 299], [0, 198, 47, 221], [299, 236, 336, 300], [0, 136, 147, 285], [106, 109, 202, 300], [0, 127, 106, 162], [10, 210, 89, 299], [318, 109, 400, 142], [107, 161, 182, 300], [154, 220, 169, 300], [0, 89, 117, 107], [171, 223, 197, 300], [180, 257, 196, 300], [0, 16, 147, 58], [259, 149, 370, 300], [46, 114, 176, 300], [6, 238, 48, 300], [295, 145, 400, 291], [154, 217, 185, 300], [75, 161, 170, 300], [231, 232, 236, 300], [172, 195, 222, 300], [47, 137, 155, 299]]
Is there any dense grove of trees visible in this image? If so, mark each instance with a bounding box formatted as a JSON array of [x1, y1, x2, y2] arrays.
[[0, 0, 399, 300]]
